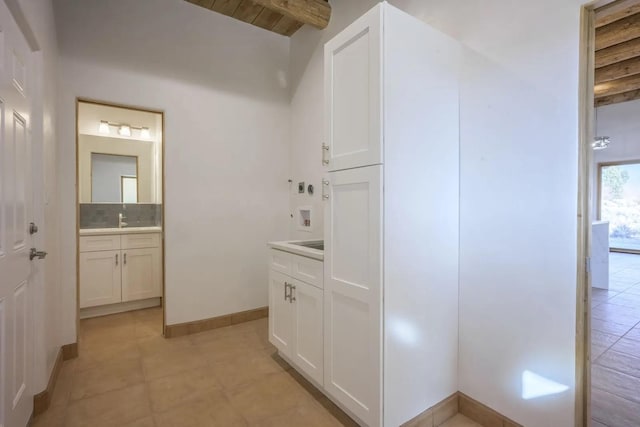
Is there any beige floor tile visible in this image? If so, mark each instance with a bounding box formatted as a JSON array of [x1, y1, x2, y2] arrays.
[[141, 345, 208, 381], [147, 365, 222, 413], [49, 361, 76, 408], [122, 416, 157, 427], [592, 388, 640, 427], [251, 400, 343, 427], [439, 414, 482, 427], [70, 357, 145, 401], [64, 383, 151, 427], [32, 403, 67, 427], [137, 334, 193, 357], [592, 420, 607, 427], [623, 327, 640, 342], [153, 393, 247, 427], [225, 371, 314, 423], [592, 330, 622, 347], [209, 351, 285, 390], [75, 339, 141, 372]]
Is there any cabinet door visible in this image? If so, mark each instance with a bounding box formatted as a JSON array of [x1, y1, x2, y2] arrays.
[[324, 165, 382, 426], [80, 250, 122, 308], [121, 247, 162, 302], [324, 4, 382, 172], [291, 279, 324, 385], [268, 270, 293, 357]]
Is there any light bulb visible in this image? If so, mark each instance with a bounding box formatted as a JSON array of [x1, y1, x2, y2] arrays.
[[118, 125, 131, 137], [98, 121, 110, 134]]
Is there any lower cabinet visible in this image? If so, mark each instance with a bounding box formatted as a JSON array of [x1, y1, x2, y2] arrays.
[[80, 233, 163, 309], [122, 248, 162, 302], [79, 250, 121, 308], [268, 250, 324, 386]]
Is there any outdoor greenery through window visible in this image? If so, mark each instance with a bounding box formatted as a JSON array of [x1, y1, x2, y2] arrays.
[[600, 162, 640, 251]]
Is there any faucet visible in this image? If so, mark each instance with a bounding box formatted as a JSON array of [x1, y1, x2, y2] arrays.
[[119, 212, 128, 228]]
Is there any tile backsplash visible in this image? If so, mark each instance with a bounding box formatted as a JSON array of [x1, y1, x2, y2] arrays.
[[80, 204, 162, 229]]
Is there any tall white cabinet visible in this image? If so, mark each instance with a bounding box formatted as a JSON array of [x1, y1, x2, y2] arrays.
[[323, 3, 461, 426]]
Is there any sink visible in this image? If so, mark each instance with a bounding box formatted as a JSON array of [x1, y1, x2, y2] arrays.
[[291, 241, 324, 251]]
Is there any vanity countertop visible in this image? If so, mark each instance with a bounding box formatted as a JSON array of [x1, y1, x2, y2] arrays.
[[79, 226, 162, 236], [268, 240, 323, 261]]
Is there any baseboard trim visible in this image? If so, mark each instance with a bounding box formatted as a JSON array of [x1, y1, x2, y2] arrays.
[[33, 348, 64, 416], [459, 392, 521, 427], [62, 342, 78, 360], [402, 392, 521, 427], [80, 297, 161, 319], [165, 306, 268, 338]]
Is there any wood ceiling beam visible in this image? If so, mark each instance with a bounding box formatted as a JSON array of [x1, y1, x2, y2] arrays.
[[595, 73, 640, 98], [595, 56, 640, 83], [595, 88, 640, 106], [596, 37, 640, 67], [595, 12, 640, 50], [250, 0, 331, 29], [595, 0, 640, 28]]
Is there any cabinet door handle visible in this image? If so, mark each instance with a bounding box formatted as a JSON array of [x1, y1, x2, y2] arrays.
[[124, 253, 127, 265], [290, 285, 296, 303], [284, 282, 288, 301], [322, 144, 330, 166], [115, 253, 118, 266]]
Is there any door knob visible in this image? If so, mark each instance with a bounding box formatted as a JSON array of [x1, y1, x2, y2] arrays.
[[29, 248, 47, 260]]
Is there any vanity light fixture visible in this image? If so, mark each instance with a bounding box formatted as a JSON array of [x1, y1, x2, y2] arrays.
[[592, 136, 610, 150], [98, 120, 110, 134], [98, 120, 152, 139], [118, 124, 132, 137]]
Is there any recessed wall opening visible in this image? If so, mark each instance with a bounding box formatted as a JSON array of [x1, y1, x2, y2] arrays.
[[75, 99, 166, 346]]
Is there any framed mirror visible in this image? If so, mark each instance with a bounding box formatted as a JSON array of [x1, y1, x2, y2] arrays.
[[91, 153, 138, 203]]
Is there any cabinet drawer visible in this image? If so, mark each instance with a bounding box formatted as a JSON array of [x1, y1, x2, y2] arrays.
[[269, 249, 291, 275], [79, 235, 121, 252], [291, 254, 323, 289], [122, 233, 161, 249]]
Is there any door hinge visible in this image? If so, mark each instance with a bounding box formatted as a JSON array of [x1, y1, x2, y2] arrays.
[[585, 257, 591, 274]]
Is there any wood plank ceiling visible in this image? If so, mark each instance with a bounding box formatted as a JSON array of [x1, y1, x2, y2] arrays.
[[595, 0, 640, 106], [186, 0, 331, 37]]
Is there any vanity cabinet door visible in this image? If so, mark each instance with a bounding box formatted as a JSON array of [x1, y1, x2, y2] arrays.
[[80, 250, 122, 308], [291, 279, 324, 385], [121, 247, 162, 302], [269, 270, 293, 357]]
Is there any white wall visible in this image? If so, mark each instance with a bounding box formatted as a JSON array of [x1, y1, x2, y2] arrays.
[[592, 99, 640, 218], [12, 0, 61, 393], [55, 0, 291, 339], [289, 1, 584, 425]]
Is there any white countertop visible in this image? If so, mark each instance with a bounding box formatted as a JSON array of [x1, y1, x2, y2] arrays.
[[268, 240, 323, 261], [79, 226, 162, 236]]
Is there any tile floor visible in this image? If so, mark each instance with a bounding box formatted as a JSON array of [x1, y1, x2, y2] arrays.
[[591, 252, 640, 427], [32, 307, 478, 427]]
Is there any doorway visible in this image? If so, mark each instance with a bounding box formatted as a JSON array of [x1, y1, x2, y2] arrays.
[[75, 99, 166, 350], [580, 1, 640, 426]]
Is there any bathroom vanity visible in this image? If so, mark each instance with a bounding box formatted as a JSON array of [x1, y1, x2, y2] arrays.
[[79, 227, 163, 318]]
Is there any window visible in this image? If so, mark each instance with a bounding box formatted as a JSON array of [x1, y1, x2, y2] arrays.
[[599, 161, 640, 252]]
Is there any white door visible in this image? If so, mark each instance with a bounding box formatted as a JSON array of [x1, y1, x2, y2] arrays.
[[79, 250, 122, 308], [291, 279, 324, 386], [0, 2, 36, 426], [324, 165, 382, 426], [121, 248, 161, 302], [324, 3, 382, 172], [268, 270, 293, 357]]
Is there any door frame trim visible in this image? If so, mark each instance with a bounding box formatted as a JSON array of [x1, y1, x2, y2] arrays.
[[74, 98, 167, 343]]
